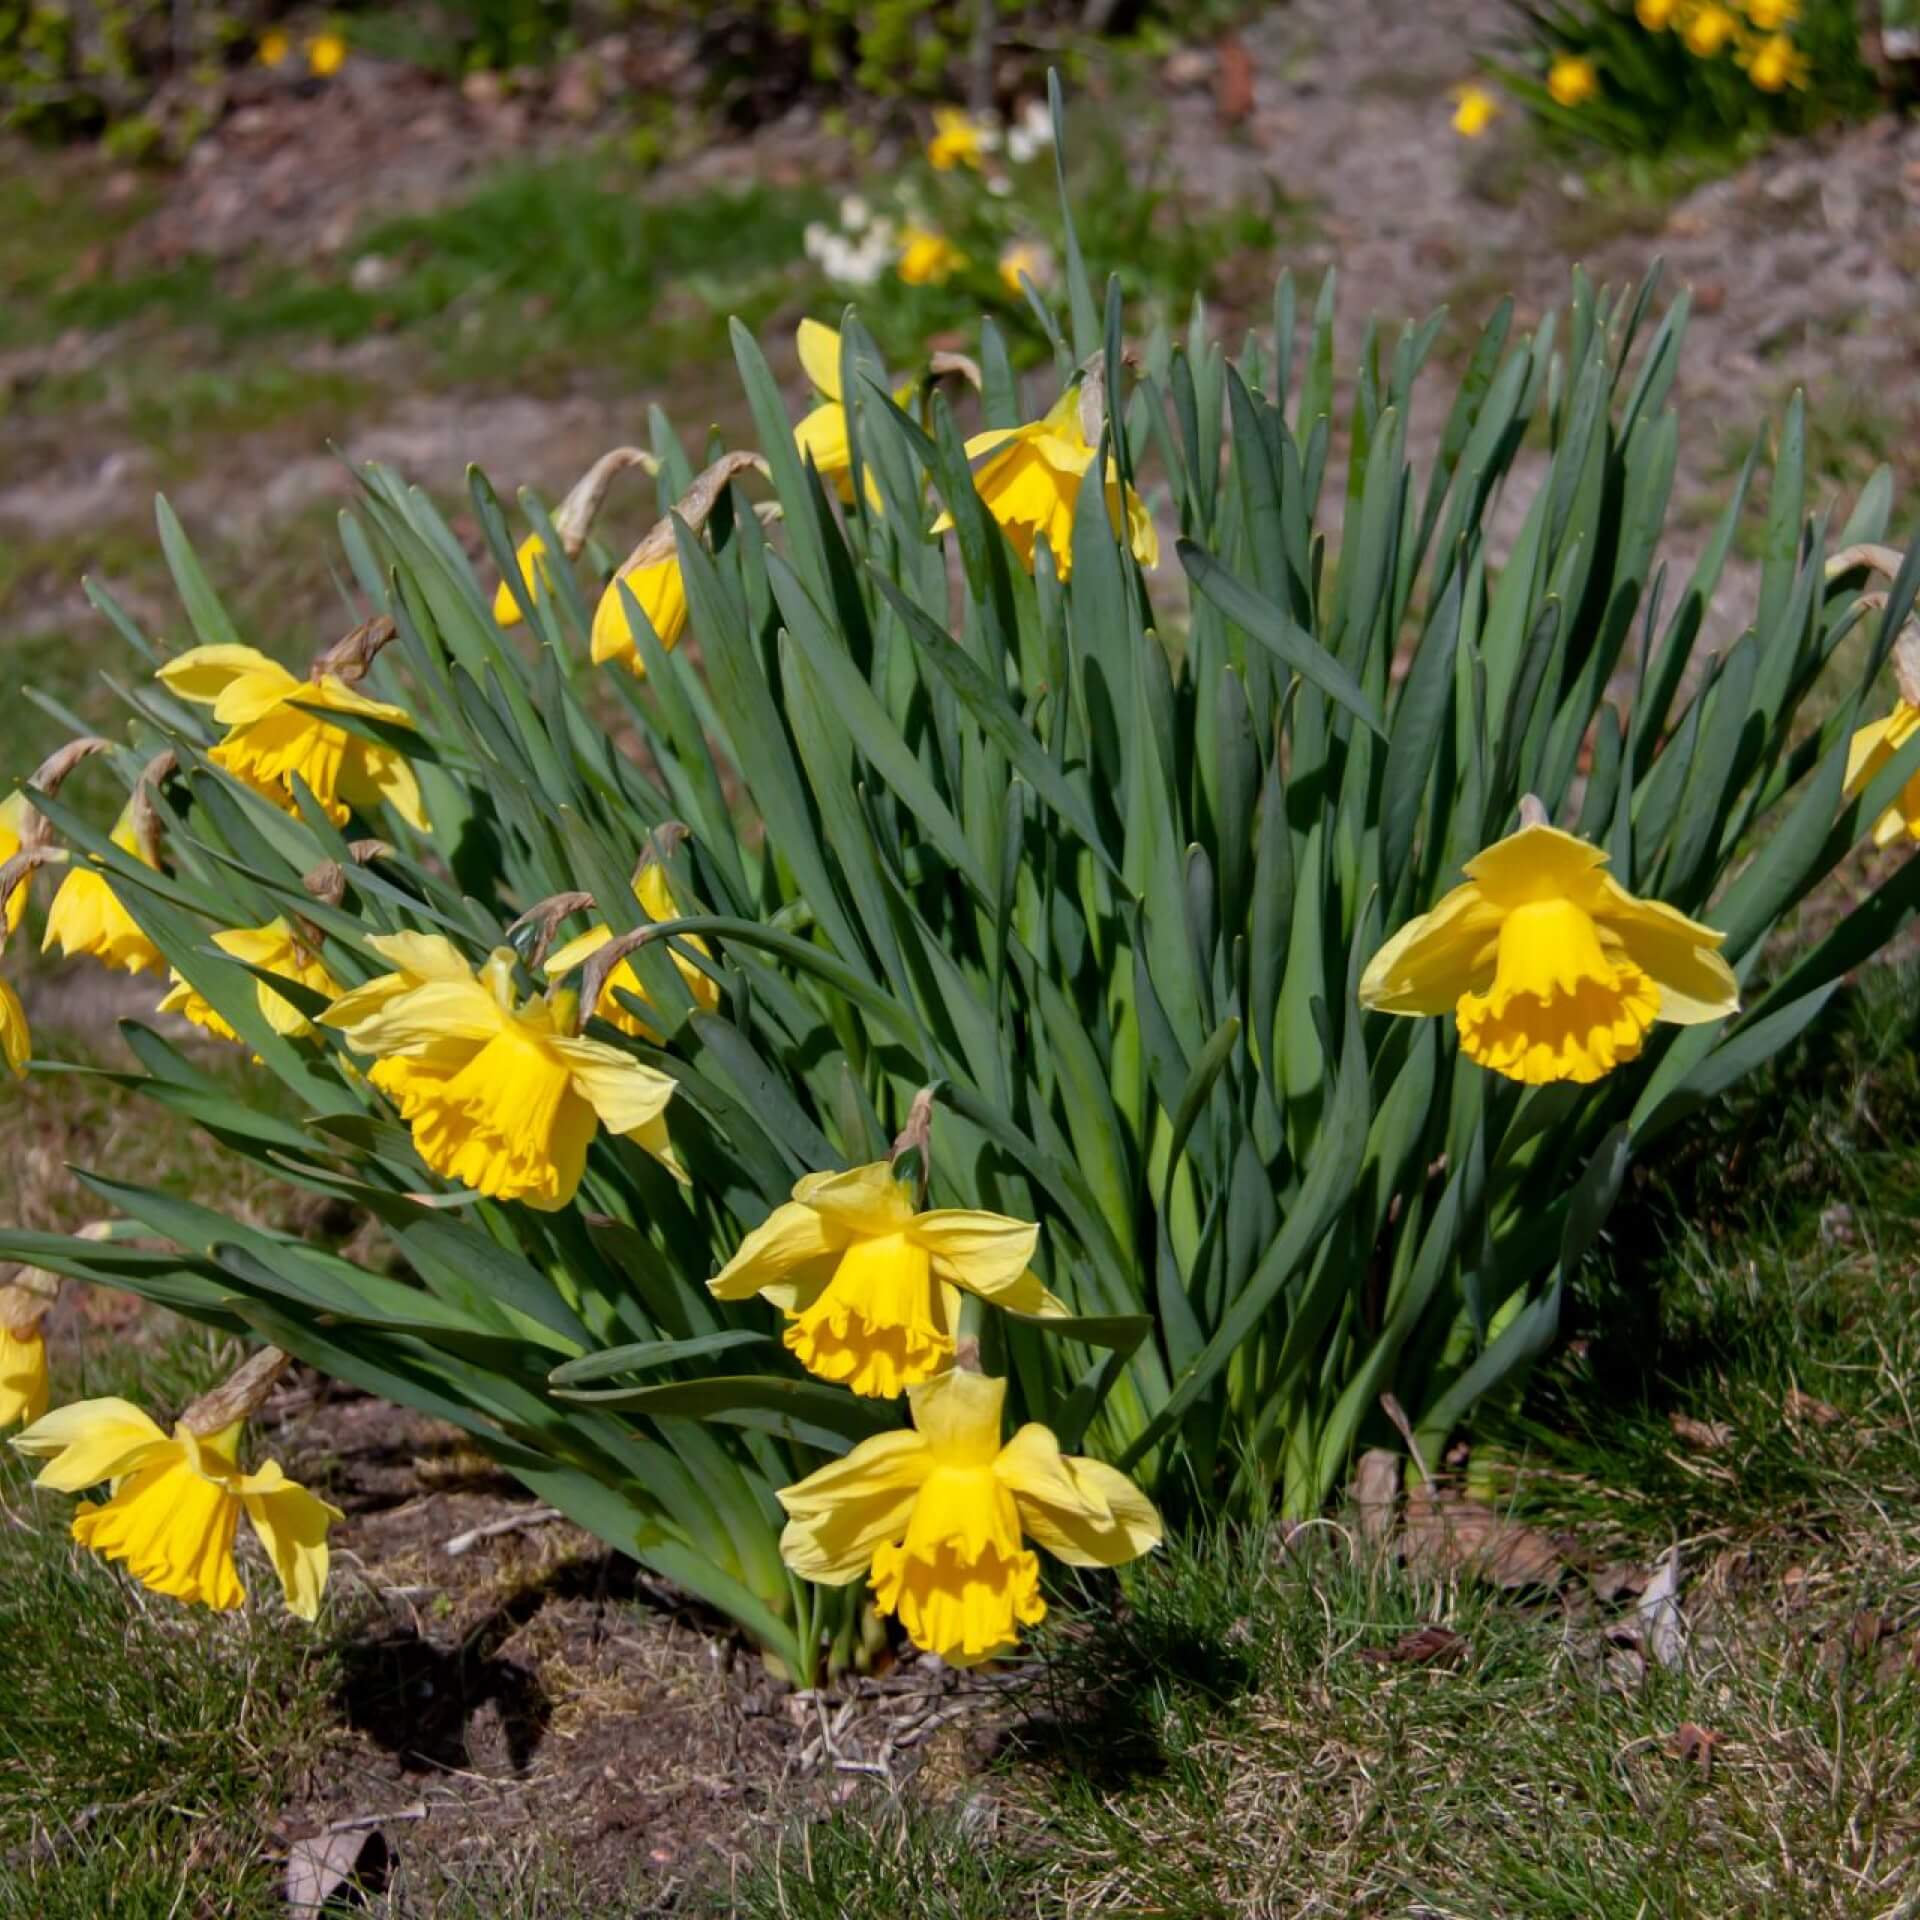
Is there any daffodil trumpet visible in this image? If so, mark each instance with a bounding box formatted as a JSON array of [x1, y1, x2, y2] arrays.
[[493, 445, 660, 628], [11, 1344, 342, 1619], [711, 1133, 1069, 1398], [590, 450, 768, 676], [321, 931, 682, 1209], [777, 1367, 1161, 1666], [1844, 604, 1920, 846], [1359, 798, 1739, 1086]]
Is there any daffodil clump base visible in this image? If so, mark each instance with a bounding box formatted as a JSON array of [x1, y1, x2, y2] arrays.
[[5, 86, 1918, 1681]]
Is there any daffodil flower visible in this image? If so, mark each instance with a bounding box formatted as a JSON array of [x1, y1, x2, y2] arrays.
[[0, 1304, 48, 1426], [544, 862, 718, 1043], [323, 932, 680, 1210], [1743, 0, 1798, 29], [1682, 4, 1737, 55], [306, 31, 347, 77], [158, 917, 344, 1044], [1360, 818, 1739, 1086], [926, 106, 994, 171], [0, 790, 33, 934], [13, 1398, 340, 1618], [711, 1161, 1067, 1399], [931, 382, 1158, 582], [778, 1369, 1161, 1666], [42, 797, 165, 978], [1742, 31, 1808, 90], [1636, 0, 1678, 27], [158, 644, 428, 831], [1845, 700, 1920, 844], [896, 226, 966, 287], [591, 557, 689, 673], [1547, 54, 1600, 106], [493, 533, 561, 627], [1451, 83, 1500, 137], [0, 977, 27, 1078]]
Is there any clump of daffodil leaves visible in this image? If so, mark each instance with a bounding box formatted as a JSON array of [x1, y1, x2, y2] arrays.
[[6, 79, 1918, 1685]]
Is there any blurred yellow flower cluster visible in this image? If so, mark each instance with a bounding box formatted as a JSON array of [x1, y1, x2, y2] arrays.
[[1644, 0, 1812, 90]]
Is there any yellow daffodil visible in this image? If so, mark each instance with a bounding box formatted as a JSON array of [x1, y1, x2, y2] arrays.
[[926, 106, 993, 171], [1845, 700, 1920, 845], [545, 861, 718, 1043], [1636, 0, 1679, 28], [1741, 0, 1798, 29], [42, 797, 165, 978], [257, 28, 290, 66], [0, 976, 27, 1078], [493, 533, 560, 626], [1360, 818, 1739, 1086], [158, 644, 428, 831], [790, 318, 897, 513], [997, 241, 1049, 297], [13, 1398, 340, 1618], [1683, 4, 1738, 55], [1548, 54, 1600, 106], [590, 555, 689, 673], [306, 31, 347, 77], [158, 918, 344, 1044], [710, 1161, 1067, 1399], [778, 1368, 1161, 1666], [930, 382, 1158, 582], [0, 790, 33, 934], [1451, 84, 1500, 137], [1742, 31, 1809, 89], [323, 932, 680, 1210], [897, 226, 966, 287], [0, 1297, 49, 1427]]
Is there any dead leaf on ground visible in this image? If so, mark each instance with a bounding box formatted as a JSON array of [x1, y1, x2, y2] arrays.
[[1637, 1549, 1687, 1670], [1588, 1562, 1650, 1604], [1783, 1386, 1842, 1428], [1666, 1722, 1722, 1776], [1215, 31, 1255, 124], [1401, 1488, 1563, 1589], [1358, 1624, 1468, 1667], [285, 1826, 390, 1913], [1349, 1448, 1401, 1547], [1669, 1411, 1733, 1452]]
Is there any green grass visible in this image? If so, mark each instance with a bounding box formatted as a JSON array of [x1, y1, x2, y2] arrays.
[[0, 1321, 337, 1919]]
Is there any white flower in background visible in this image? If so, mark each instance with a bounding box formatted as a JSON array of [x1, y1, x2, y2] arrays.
[[839, 194, 871, 232], [985, 173, 1013, 197], [1006, 99, 1054, 164], [804, 221, 835, 265]]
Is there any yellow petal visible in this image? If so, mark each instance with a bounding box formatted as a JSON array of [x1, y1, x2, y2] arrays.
[[545, 1033, 677, 1135], [1, 790, 33, 935], [873, 1463, 1041, 1665], [1461, 821, 1608, 908], [238, 1463, 342, 1621], [793, 1162, 918, 1236], [908, 1367, 1006, 1467], [709, 1198, 844, 1302], [0, 977, 29, 1078], [1592, 878, 1740, 1025], [156, 643, 286, 708], [1359, 879, 1503, 1014], [796, 318, 844, 403], [494, 532, 554, 627], [362, 930, 477, 984], [592, 558, 689, 672], [908, 1209, 1043, 1300], [0, 1324, 49, 1427], [324, 977, 503, 1051], [994, 1423, 1163, 1568], [13, 1396, 171, 1488], [776, 1428, 933, 1583]]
